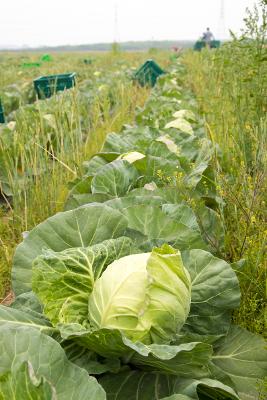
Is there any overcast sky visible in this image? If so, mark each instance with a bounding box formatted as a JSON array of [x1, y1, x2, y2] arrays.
[[0, 0, 257, 47]]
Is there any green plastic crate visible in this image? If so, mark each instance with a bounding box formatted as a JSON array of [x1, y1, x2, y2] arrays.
[[0, 100, 5, 123], [34, 73, 76, 99], [41, 54, 53, 62], [194, 40, 221, 51], [133, 59, 165, 87], [21, 62, 42, 68]]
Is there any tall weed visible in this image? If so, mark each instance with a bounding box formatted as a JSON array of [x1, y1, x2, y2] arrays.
[[183, 1, 267, 336]]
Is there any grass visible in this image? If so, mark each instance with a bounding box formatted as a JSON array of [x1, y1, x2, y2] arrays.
[[182, 3, 266, 337], [0, 51, 160, 300], [0, 24, 266, 344]]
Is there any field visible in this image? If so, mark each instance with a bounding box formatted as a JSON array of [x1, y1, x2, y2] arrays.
[[0, 5, 266, 400], [0, 51, 157, 298]]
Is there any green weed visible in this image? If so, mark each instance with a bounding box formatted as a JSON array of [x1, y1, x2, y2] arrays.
[[182, 1, 267, 336]]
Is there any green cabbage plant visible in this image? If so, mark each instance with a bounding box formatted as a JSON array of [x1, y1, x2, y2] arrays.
[[0, 203, 266, 400]]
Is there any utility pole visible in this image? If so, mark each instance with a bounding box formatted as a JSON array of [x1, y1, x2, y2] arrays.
[[113, 3, 119, 44], [218, 0, 226, 40]]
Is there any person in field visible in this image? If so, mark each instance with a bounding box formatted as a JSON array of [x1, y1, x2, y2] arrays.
[[202, 27, 214, 47]]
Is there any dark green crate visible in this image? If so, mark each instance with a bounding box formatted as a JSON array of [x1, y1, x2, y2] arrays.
[[83, 58, 93, 65], [194, 40, 221, 51], [133, 59, 165, 87], [0, 100, 5, 124], [211, 40, 221, 49], [194, 41, 205, 51], [34, 73, 76, 99]]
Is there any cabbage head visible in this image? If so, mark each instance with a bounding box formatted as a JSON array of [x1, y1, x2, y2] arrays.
[[88, 244, 191, 344]]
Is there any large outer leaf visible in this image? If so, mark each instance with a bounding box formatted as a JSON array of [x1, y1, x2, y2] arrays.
[[94, 152, 122, 163], [64, 193, 111, 211], [32, 237, 133, 326], [58, 324, 212, 378], [102, 127, 157, 154], [122, 205, 208, 251], [126, 187, 183, 205], [105, 195, 165, 211], [91, 159, 139, 197], [162, 203, 199, 231], [172, 377, 239, 399], [181, 250, 240, 335], [0, 325, 105, 400], [102, 132, 137, 153], [99, 371, 239, 400], [212, 325, 267, 399], [99, 371, 176, 400], [63, 341, 121, 375], [68, 175, 93, 195], [12, 204, 127, 294], [33, 247, 95, 326], [11, 291, 43, 316], [0, 305, 55, 334], [125, 339, 212, 378], [0, 362, 56, 400], [59, 324, 133, 358], [83, 155, 108, 175]]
